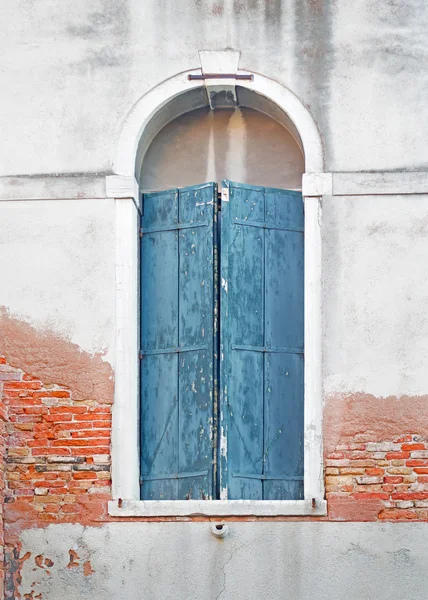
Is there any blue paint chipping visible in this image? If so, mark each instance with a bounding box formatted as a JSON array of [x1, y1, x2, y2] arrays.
[[141, 181, 304, 501], [140, 183, 216, 500]]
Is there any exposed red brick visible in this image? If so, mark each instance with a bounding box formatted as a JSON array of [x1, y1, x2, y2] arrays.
[[0, 358, 112, 558], [327, 494, 383, 522], [379, 509, 418, 521], [402, 443, 425, 451]]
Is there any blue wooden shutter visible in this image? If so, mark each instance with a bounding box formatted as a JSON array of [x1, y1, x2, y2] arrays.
[[140, 183, 216, 500], [220, 180, 304, 500]]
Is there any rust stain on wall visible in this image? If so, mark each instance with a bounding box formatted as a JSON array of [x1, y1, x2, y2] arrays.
[[324, 392, 428, 457], [0, 308, 113, 404]]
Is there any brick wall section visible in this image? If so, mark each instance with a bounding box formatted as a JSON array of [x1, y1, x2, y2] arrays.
[[326, 434, 428, 520], [1, 355, 428, 534], [0, 357, 111, 537], [0, 357, 9, 599]]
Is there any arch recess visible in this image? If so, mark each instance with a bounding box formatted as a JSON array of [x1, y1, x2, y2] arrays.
[[113, 69, 324, 179]]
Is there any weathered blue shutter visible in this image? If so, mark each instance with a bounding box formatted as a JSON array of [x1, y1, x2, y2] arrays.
[[140, 183, 216, 500], [220, 180, 304, 500]]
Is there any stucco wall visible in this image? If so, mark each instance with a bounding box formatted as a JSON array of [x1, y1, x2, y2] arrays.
[[0, 199, 115, 365], [1, 0, 428, 177], [13, 522, 428, 600], [323, 193, 428, 398]]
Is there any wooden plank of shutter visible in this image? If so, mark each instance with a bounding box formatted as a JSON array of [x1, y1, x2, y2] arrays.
[[140, 183, 216, 500], [220, 181, 304, 500], [220, 181, 265, 500], [264, 188, 304, 500]]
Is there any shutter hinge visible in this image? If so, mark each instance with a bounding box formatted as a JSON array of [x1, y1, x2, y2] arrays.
[[139, 350, 143, 360], [139, 476, 143, 485], [139, 227, 143, 238]]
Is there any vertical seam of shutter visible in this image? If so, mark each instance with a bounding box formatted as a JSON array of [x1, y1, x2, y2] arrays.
[[177, 190, 180, 500]]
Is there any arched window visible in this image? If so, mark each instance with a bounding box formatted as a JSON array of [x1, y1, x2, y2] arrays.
[[139, 107, 304, 501], [108, 70, 325, 516]]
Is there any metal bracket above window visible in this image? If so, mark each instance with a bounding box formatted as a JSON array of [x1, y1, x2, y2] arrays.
[[188, 73, 254, 81]]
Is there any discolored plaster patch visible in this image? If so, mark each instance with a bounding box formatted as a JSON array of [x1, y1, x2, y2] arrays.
[[83, 560, 95, 577], [324, 392, 428, 457], [0, 308, 113, 404]]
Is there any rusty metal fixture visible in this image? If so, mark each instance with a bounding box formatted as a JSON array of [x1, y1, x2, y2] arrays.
[[188, 73, 254, 81]]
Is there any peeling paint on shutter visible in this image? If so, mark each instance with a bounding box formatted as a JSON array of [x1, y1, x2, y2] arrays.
[[220, 181, 304, 500], [140, 183, 217, 500]]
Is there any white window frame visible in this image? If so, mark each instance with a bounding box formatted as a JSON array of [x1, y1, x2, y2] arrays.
[[106, 61, 329, 517]]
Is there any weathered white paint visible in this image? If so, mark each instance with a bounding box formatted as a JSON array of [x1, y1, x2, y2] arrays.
[[303, 173, 333, 197], [18, 522, 428, 600], [106, 175, 139, 200], [108, 498, 327, 517], [304, 196, 324, 501], [199, 50, 241, 109], [0, 175, 107, 201], [3, 172, 428, 201], [330, 0, 428, 172], [323, 194, 428, 397], [112, 198, 140, 500], [0, 199, 115, 361], [332, 171, 428, 196], [3, 1, 428, 177], [199, 50, 240, 75]]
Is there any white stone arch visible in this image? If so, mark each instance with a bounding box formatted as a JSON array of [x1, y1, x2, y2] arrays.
[[108, 63, 326, 516], [110, 67, 324, 182]]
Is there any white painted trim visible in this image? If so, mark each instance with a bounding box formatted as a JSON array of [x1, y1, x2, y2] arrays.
[[303, 197, 324, 501], [3, 171, 428, 201], [114, 73, 202, 176], [106, 175, 139, 200], [333, 171, 428, 196], [108, 499, 327, 517], [303, 173, 333, 197], [114, 69, 324, 176], [112, 198, 140, 501], [0, 175, 106, 201]]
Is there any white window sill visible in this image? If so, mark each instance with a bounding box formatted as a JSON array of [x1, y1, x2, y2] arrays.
[[108, 498, 327, 517]]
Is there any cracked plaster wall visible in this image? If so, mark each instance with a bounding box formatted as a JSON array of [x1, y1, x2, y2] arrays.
[[15, 522, 428, 600]]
